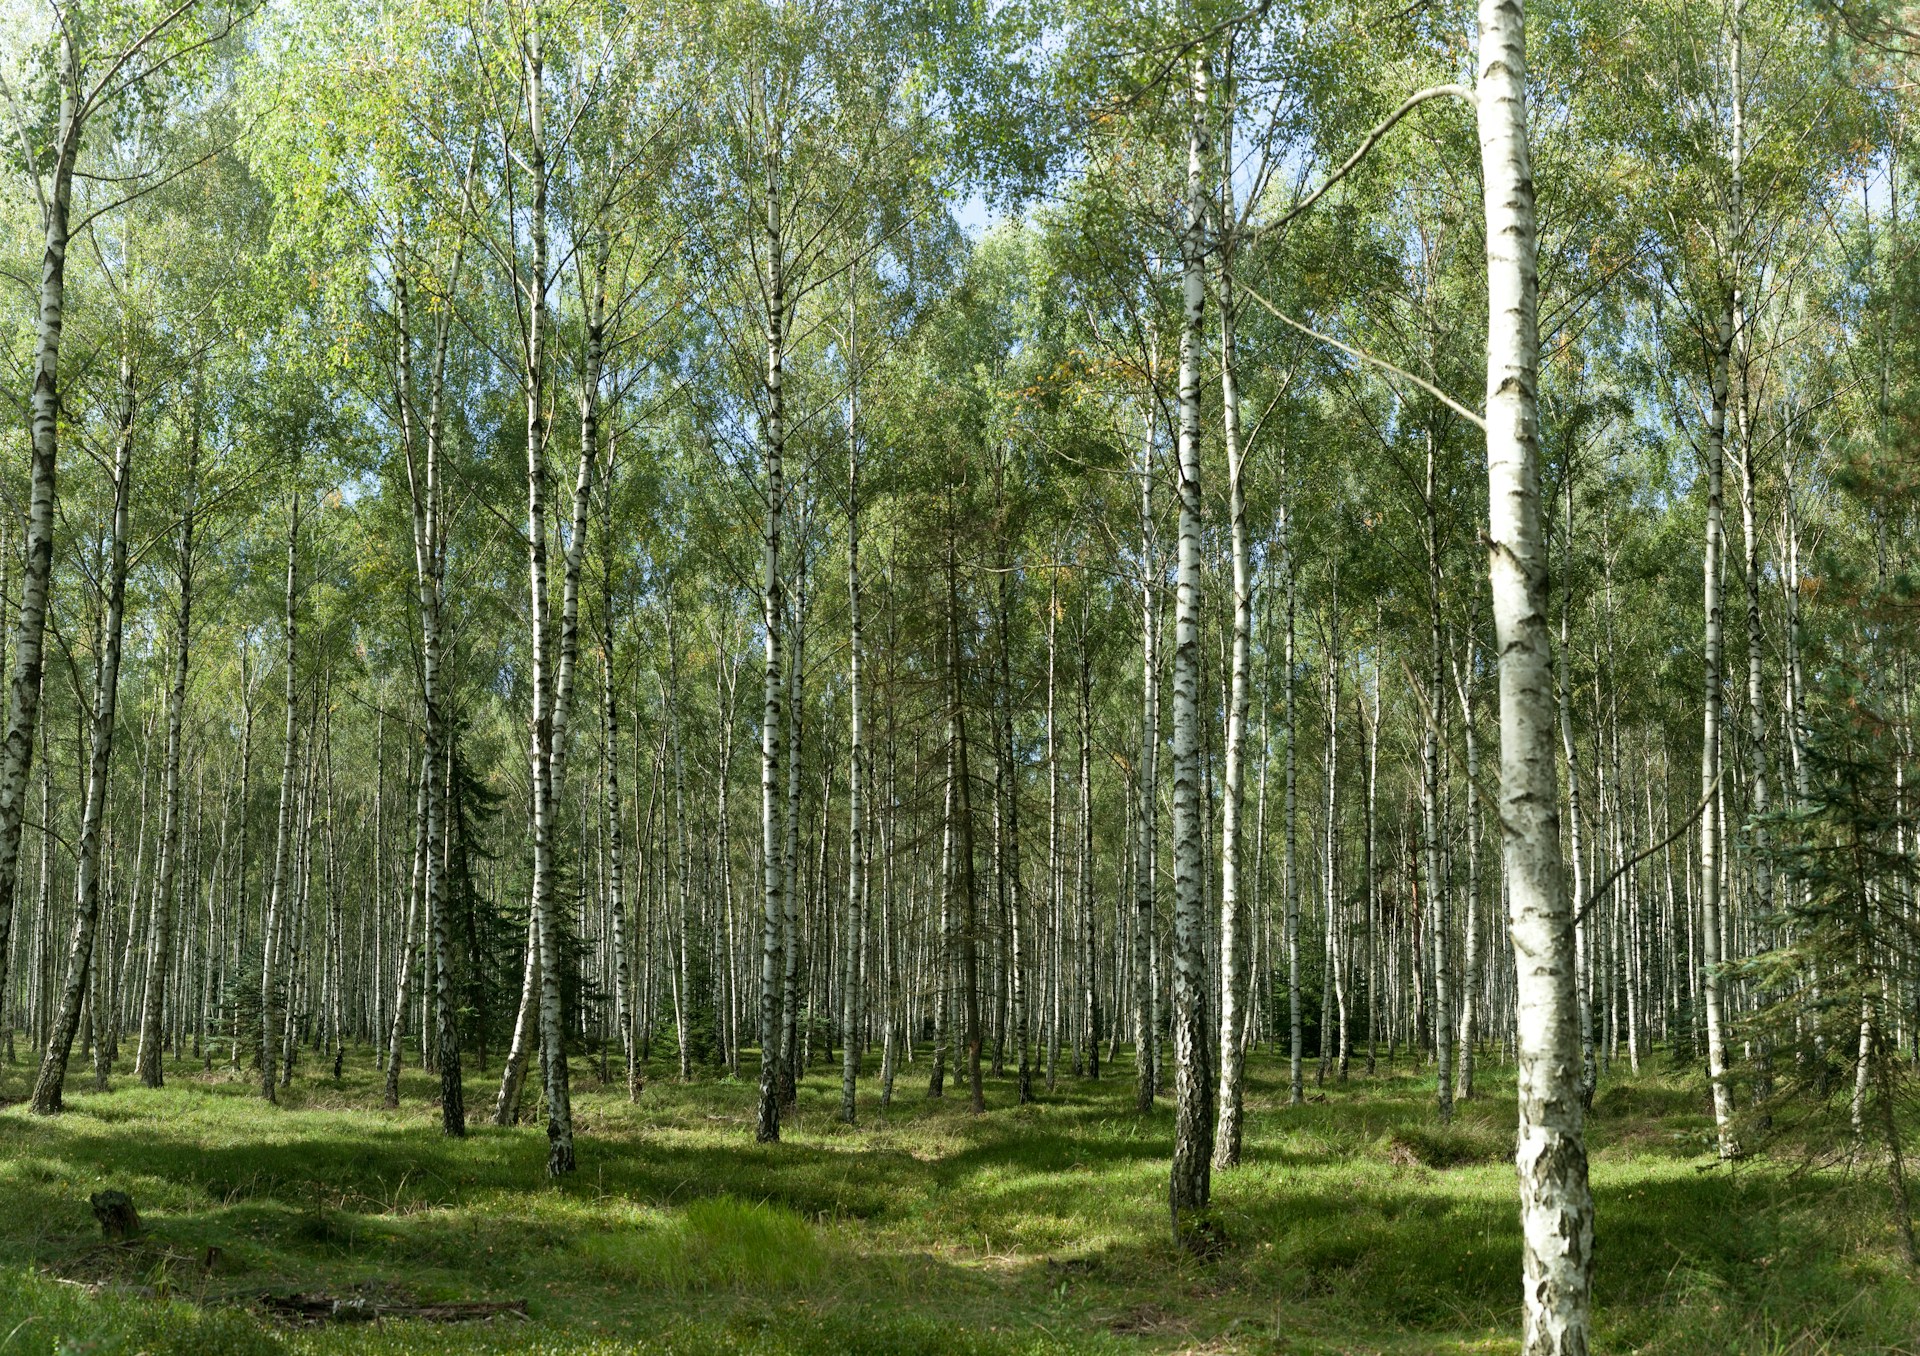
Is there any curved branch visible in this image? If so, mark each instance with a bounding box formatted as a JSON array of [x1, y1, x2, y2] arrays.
[[1577, 775, 1720, 928], [1232, 274, 1486, 432], [1252, 84, 1472, 240]]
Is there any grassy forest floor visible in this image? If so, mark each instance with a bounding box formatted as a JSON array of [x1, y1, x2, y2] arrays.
[[0, 1045, 1915, 1355]]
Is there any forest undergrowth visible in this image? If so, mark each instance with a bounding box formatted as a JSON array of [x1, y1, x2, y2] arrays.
[[0, 1050, 1913, 1355]]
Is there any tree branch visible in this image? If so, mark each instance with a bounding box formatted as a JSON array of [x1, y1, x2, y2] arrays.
[[1251, 84, 1471, 241], [1232, 273, 1486, 432]]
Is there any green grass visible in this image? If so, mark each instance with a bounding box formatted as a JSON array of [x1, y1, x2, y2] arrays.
[[0, 1044, 1914, 1354]]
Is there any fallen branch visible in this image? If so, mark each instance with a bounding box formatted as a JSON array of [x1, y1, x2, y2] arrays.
[[257, 1293, 529, 1324]]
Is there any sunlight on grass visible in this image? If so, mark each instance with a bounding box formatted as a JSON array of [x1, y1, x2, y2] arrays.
[[0, 1050, 1914, 1353], [576, 1196, 828, 1292]]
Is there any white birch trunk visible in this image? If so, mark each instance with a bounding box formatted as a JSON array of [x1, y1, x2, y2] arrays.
[[754, 73, 789, 1143], [1426, 433, 1453, 1122], [1454, 643, 1482, 1100], [1135, 390, 1161, 1113], [1168, 46, 1214, 1244], [257, 491, 301, 1105], [1700, 308, 1736, 1159], [1284, 502, 1301, 1105], [1478, 2, 1593, 1346], [30, 356, 133, 1113], [0, 33, 79, 1029], [841, 286, 865, 1124], [135, 405, 199, 1087], [518, 19, 576, 1175], [1214, 163, 1252, 1168]]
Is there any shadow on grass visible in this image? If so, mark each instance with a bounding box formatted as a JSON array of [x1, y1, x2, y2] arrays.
[[0, 1047, 1914, 1355]]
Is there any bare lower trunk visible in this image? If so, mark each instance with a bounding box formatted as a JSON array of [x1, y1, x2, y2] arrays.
[[1079, 627, 1101, 1079], [1454, 645, 1482, 1101], [929, 712, 954, 1099], [491, 914, 536, 1123], [995, 454, 1031, 1106], [1135, 390, 1161, 1113], [779, 544, 807, 1111], [669, 612, 695, 1081], [1700, 307, 1736, 1159], [603, 606, 633, 1098], [259, 494, 301, 1104], [947, 541, 985, 1115], [1045, 581, 1062, 1090], [1558, 475, 1593, 1109], [135, 421, 198, 1088], [841, 304, 865, 1124], [1214, 174, 1252, 1169], [1426, 433, 1453, 1124], [1284, 513, 1301, 1105], [31, 362, 133, 1114], [390, 754, 427, 1107]]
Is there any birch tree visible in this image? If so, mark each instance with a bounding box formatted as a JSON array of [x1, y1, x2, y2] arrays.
[[0, 0, 240, 1092], [1166, 37, 1215, 1250], [1477, 0, 1593, 1346], [29, 348, 135, 1113]]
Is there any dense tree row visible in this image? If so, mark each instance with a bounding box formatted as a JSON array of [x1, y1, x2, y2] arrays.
[[3, 0, 1916, 1350]]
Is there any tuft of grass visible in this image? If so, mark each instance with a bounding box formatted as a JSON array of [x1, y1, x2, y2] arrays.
[[1381, 1121, 1509, 1169], [576, 1196, 827, 1292]]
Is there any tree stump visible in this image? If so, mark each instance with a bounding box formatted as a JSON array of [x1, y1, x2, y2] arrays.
[[89, 1190, 141, 1241]]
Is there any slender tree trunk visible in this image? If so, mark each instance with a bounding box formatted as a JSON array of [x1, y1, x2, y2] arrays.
[[602, 544, 633, 1100], [1284, 486, 1302, 1106], [779, 530, 807, 1108], [1322, 598, 1344, 1086], [397, 237, 466, 1137], [995, 453, 1032, 1106], [136, 404, 200, 1087], [389, 751, 426, 1108], [258, 488, 301, 1105], [1135, 388, 1161, 1112], [1478, 7, 1594, 1347], [111, 726, 153, 1072], [30, 354, 133, 1113], [1700, 306, 1736, 1159], [948, 538, 985, 1115], [754, 72, 789, 1144], [930, 708, 954, 1099], [516, 19, 589, 1175], [1454, 642, 1482, 1100], [0, 36, 79, 1060], [1214, 160, 1252, 1168], [1046, 577, 1063, 1091], [1727, 13, 1774, 1108], [1557, 472, 1596, 1109], [664, 611, 697, 1080], [841, 286, 866, 1125], [1364, 627, 1380, 1075], [1079, 615, 1101, 1079], [1168, 46, 1215, 1246], [1426, 432, 1454, 1123], [493, 914, 538, 1110]]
